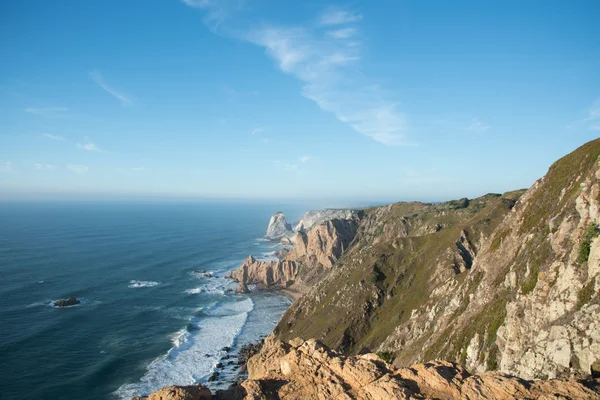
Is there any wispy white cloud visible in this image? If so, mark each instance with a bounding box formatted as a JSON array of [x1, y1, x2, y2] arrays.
[[67, 164, 88, 174], [182, 4, 409, 145], [76, 137, 102, 152], [42, 133, 65, 140], [319, 8, 363, 25], [251, 127, 263, 135], [466, 117, 489, 133], [131, 167, 149, 171], [326, 28, 357, 39], [34, 163, 55, 170], [586, 98, 600, 130], [273, 160, 299, 171], [0, 161, 12, 172], [90, 70, 132, 105], [25, 107, 68, 117], [299, 155, 310, 163]]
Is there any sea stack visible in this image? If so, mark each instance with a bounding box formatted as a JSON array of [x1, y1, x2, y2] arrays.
[[265, 212, 293, 240]]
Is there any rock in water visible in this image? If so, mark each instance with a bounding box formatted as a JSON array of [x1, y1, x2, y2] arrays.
[[53, 297, 80, 307], [265, 212, 293, 240]]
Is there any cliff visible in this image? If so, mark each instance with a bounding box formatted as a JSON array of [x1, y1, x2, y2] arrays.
[[141, 338, 600, 399], [273, 138, 600, 380], [226, 215, 362, 295], [295, 209, 360, 232]]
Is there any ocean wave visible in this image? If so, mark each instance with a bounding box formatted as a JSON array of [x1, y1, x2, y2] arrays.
[[128, 280, 161, 288], [114, 297, 254, 399]]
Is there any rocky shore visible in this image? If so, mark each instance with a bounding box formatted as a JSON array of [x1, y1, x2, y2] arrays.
[[138, 336, 600, 399], [136, 140, 600, 399]]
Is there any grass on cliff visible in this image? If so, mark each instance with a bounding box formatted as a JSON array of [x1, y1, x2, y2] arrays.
[[578, 223, 600, 264]]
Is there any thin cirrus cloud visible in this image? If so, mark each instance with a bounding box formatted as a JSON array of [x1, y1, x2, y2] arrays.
[[586, 98, 600, 131], [34, 163, 55, 170], [299, 155, 310, 163], [466, 117, 490, 133], [0, 161, 12, 172], [76, 137, 102, 152], [90, 70, 132, 105], [182, 2, 410, 146], [42, 133, 65, 140], [67, 164, 88, 174], [251, 127, 263, 135], [319, 8, 363, 25]]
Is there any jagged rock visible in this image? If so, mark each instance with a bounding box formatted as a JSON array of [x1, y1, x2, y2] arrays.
[[136, 384, 211, 400], [53, 297, 80, 307], [226, 256, 298, 290], [295, 209, 359, 232], [273, 138, 600, 381], [234, 282, 250, 294], [265, 212, 293, 240], [227, 217, 360, 294], [238, 337, 599, 400]]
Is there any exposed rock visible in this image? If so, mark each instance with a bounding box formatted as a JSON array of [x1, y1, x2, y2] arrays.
[[226, 256, 298, 290], [53, 297, 80, 307], [134, 384, 211, 400], [227, 216, 361, 294], [235, 338, 600, 399], [295, 209, 359, 232], [273, 138, 600, 381], [234, 282, 250, 294], [287, 217, 361, 269], [265, 212, 293, 240]]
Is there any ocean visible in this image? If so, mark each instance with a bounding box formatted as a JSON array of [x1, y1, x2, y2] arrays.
[[0, 201, 304, 399]]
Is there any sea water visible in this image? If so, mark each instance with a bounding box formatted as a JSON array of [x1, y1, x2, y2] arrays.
[[0, 201, 302, 399]]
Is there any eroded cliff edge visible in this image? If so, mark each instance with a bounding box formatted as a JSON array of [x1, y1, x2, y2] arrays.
[[275, 138, 600, 380], [226, 214, 362, 297], [140, 337, 600, 399]]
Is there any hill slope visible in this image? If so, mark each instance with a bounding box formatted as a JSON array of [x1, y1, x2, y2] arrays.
[[274, 138, 600, 380]]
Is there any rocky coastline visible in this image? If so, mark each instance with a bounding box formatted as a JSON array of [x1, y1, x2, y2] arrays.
[[138, 140, 600, 399]]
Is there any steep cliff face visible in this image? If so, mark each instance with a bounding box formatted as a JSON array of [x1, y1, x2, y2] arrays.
[[265, 212, 293, 240], [274, 139, 600, 380], [227, 215, 362, 295]]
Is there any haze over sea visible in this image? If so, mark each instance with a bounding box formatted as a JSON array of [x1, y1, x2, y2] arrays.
[[0, 201, 309, 399]]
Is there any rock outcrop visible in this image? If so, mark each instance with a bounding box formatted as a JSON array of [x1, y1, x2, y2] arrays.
[[133, 385, 211, 400], [265, 212, 293, 240], [53, 297, 80, 307], [142, 338, 600, 400], [295, 209, 359, 232], [227, 216, 361, 295], [225, 256, 298, 290], [274, 138, 600, 380]]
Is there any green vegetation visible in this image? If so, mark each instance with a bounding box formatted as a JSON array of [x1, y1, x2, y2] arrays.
[[520, 139, 600, 235], [577, 280, 595, 310], [376, 351, 395, 363], [577, 223, 599, 264], [520, 260, 540, 295], [489, 228, 510, 252]]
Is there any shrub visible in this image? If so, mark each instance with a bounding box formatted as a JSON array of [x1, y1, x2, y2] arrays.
[[577, 223, 600, 264], [376, 351, 395, 363]]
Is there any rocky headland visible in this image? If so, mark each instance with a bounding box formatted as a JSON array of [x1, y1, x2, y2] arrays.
[[141, 139, 600, 399]]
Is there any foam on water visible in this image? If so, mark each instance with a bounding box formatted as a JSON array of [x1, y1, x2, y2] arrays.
[[128, 280, 161, 288], [114, 297, 254, 399]]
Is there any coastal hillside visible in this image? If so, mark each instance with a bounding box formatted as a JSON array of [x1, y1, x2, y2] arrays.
[[273, 138, 600, 380]]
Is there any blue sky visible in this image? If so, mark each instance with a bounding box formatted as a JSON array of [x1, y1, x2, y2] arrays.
[[1, 0, 599, 203]]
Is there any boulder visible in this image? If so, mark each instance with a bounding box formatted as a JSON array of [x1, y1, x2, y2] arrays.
[[53, 297, 80, 308]]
